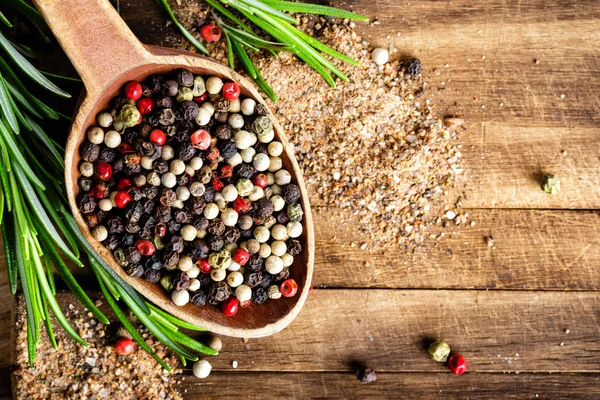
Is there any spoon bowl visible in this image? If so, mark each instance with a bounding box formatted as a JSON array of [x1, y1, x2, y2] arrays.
[[33, 0, 314, 337]]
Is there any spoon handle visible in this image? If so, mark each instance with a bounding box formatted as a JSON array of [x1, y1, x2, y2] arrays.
[[32, 0, 151, 98]]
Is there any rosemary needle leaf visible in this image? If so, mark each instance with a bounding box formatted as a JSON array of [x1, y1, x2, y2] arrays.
[[260, 0, 369, 21], [290, 25, 360, 66], [234, 0, 298, 25], [0, 120, 45, 189], [5, 80, 43, 119], [0, 11, 12, 28], [205, 0, 254, 33], [41, 296, 58, 349], [148, 303, 207, 331], [225, 35, 235, 70], [0, 32, 71, 98], [168, 329, 218, 355], [40, 70, 83, 83], [255, 67, 278, 103], [0, 73, 18, 133], [2, 217, 17, 294], [231, 39, 258, 79]]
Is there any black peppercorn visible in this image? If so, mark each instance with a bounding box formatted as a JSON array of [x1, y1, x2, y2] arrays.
[[186, 197, 206, 215], [120, 233, 136, 248], [255, 103, 268, 116], [166, 235, 184, 252], [155, 206, 172, 223], [276, 212, 289, 225], [144, 269, 161, 283], [177, 142, 196, 161], [214, 111, 228, 123], [203, 187, 215, 203], [155, 96, 173, 109], [125, 201, 144, 223], [214, 98, 230, 112], [126, 264, 144, 278], [252, 287, 268, 304], [143, 186, 159, 200], [176, 70, 194, 87], [124, 246, 142, 264], [80, 142, 100, 162], [250, 198, 274, 220], [190, 290, 207, 306], [149, 75, 165, 93], [167, 219, 181, 234], [160, 188, 177, 206], [98, 147, 116, 163], [287, 239, 302, 256], [214, 124, 232, 140], [107, 217, 125, 234], [244, 271, 263, 288], [246, 253, 264, 271], [254, 142, 268, 154], [239, 228, 253, 240], [193, 216, 209, 230], [223, 227, 240, 244], [234, 164, 255, 180], [275, 267, 290, 282], [163, 79, 179, 96], [174, 209, 190, 223], [218, 141, 237, 159], [158, 108, 176, 125], [173, 271, 190, 291], [77, 194, 96, 214], [145, 254, 164, 270], [208, 281, 230, 304], [180, 101, 199, 120], [163, 250, 180, 270], [191, 239, 209, 259], [123, 162, 141, 176], [284, 184, 301, 203], [105, 235, 120, 250], [206, 235, 224, 251], [207, 218, 226, 236], [84, 214, 98, 228]]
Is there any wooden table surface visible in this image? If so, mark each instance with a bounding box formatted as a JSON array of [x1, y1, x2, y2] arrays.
[[1, 0, 600, 398]]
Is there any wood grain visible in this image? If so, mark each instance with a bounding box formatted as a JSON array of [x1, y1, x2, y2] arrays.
[[178, 372, 600, 399], [202, 289, 600, 373], [312, 208, 600, 290]]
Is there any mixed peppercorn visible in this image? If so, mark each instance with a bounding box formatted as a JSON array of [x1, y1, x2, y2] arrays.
[[77, 69, 304, 315]]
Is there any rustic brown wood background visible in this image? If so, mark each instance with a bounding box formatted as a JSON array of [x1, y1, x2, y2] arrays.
[[1, 0, 600, 398]]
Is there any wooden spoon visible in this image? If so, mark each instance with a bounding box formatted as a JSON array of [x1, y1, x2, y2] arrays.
[[33, 0, 314, 338]]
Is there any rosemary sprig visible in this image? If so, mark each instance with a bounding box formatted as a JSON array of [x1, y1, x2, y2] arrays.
[[156, 0, 367, 102], [0, 9, 216, 370]]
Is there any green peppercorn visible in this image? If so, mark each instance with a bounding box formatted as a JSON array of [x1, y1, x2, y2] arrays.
[[177, 87, 194, 102], [120, 104, 141, 128], [208, 249, 232, 270], [428, 340, 451, 362], [113, 248, 129, 267], [192, 76, 206, 97], [252, 116, 273, 137], [541, 174, 560, 194], [287, 203, 303, 222], [160, 275, 173, 291]]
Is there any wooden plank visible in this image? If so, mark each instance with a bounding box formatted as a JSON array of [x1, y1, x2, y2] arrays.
[[0, 257, 13, 400], [313, 209, 600, 290], [178, 372, 600, 399], [202, 289, 600, 373], [64, 209, 600, 290]]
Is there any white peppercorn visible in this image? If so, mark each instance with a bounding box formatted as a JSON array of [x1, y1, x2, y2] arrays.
[[147, 172, 161, 186], [188, 278, 201, 292], [227, 261, 241, 271], [162, 145, 175, 160], [178, 255, 193, 272], [195, 107, 211, 126], [253, 226, 270, 243], [161, 172, 177, 188], [274, 170, 292, 186], [271, 184, 283, 195], [104, 130, 121, 148], [201, 101, 215, 116], [240, 147, 256, 163], [190, 156, 203, 170], [229, 98, 241, 113], [371, 47, 389, 65], [92, 225, 108, 242], [235, 284, 252, 302], [253, 153, 270, 171], [222, 184, 238, 202], [248, 186, 264, 201], [224, 242, 238, 253], [186, 265, 201, 279], [241, 98, 256, 115], [172, 289, 190, 306], [185, 165, 196, 177], [268, 284, 282, 299], [271, 195, 285, 212], [207, 336, 223, 352], [97, 112, 113, 128], [265, 255, 284, 274], [263, 216, 276, 229], [176, 186, 191, 202], [227, 114, 244, 129], [227, 152, 243, 167], [271, 240, 287, 257], [87, 127, 104, 144], [249, 132, 258, 146], [271, 224, 288, 241], [268, 156, 282, 172], [192, 360, 212, 379], [221, 208, 239, 227], [206, 76, 223, 94], [287, 221, 303, 238], [181, 224, 198, 241], [133, 174, 147, 187], [140, 156, 154, 170], [197, 229, 207, 239], [190, 182, 205, 197], [113, 120, 124, 132], [258, 243, 272, 258], [257, 129, 275, 143], [79, 161, 94, 177], [281, 253, 294, 267], [204, 203, 219, 219], [227, 271, 243, 288], [192, 76, 206, 96], [234, 130, 253, 150], [173, 200, 185, 210], [210, 268, 226, 282], [109, 191, 118, 206], [98, 198, 113, 212], [170, 159, 185, 175], [268, 141, 283, 157], [246, 238, 260, 254]]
